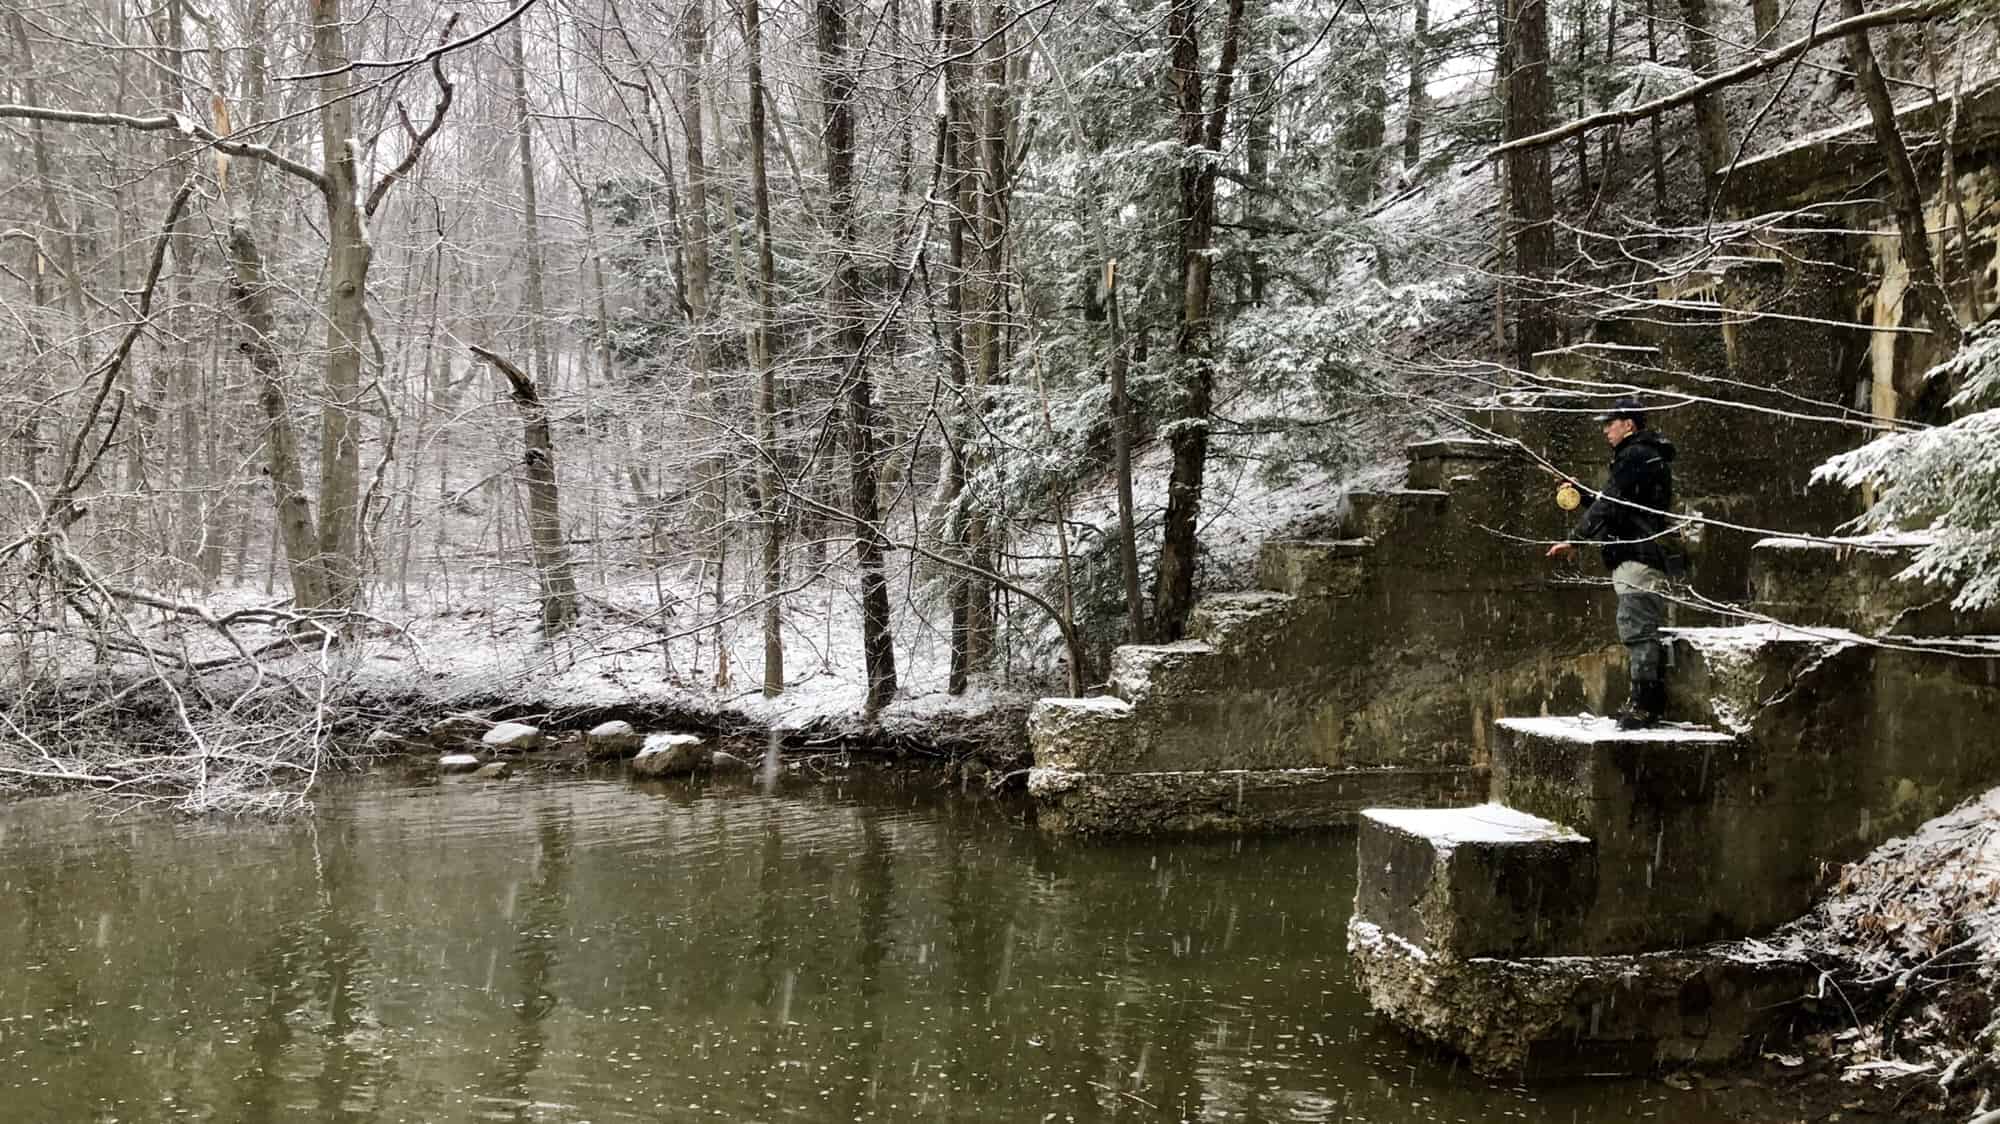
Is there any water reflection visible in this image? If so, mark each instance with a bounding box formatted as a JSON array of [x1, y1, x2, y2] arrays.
[[0, 771, 1779, 1122]]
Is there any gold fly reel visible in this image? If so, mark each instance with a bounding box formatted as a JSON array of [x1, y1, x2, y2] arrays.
[[1555, 481, 1583, 511]]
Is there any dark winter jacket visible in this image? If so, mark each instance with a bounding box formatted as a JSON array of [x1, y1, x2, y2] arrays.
[[1572, 429, 1677, 572]]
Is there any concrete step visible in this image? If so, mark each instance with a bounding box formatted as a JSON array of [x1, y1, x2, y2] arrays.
[[1491, 716, 1782, 951], [1031, 686, 1343, 773], [1664, 624, 1848, 732], [1187, 591, 1303, 653], [1341, 488, 1450, 540], [1749, 534, 2000, 635], [1107, 640, 1226, 702], [1352, 804, 1595, 959], [1405, 438, 1517, 491], [1028, 695, 1147, 772], [1256, 538, 1372, 597], [1033, 764, 1490, 836]]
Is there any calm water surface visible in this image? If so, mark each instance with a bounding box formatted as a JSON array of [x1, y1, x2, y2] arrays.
[[0, 768, 1782, 1123]]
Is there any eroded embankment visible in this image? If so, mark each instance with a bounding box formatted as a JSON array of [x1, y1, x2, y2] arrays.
[[1759, 786, 2000, 1117]]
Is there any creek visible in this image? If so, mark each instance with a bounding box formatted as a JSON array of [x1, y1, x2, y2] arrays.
[[0, 764, 1789, 1122]]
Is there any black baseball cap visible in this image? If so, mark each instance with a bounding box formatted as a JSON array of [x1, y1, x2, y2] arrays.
[[1593, 397, 1646, 425]]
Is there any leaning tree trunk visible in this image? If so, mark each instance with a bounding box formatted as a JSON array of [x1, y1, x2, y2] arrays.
[[746, 0, 786, 697], [1152, 0, 1245, 641], [226, 224, 332, 612], [471, 346, 578, 634], [818, 0, 899, 713], [1502, 0, 1557, 369], [1841, 0, 1957, 347]]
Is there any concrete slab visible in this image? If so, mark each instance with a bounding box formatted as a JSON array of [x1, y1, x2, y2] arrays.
[[1028, 764, 1489, 836], [1348, 919, 1822, 1078], [1354, 804, 1596, 960], [1493, 717, 1791, 952], [1255, 538, 1372, 597]]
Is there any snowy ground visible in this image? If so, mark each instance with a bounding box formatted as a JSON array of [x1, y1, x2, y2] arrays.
[[1769, 786, 2000, 1114]]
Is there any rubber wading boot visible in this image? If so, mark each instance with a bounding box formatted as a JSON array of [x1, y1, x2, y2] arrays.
[[1615, 680, 1666, 730]]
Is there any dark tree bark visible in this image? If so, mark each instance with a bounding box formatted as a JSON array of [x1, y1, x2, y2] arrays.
[[745, 0, 786, 696], [681, 0, 728, 674], [818, 0, 899, 713], [1404, 0, 1429, 172], [1152, 0, 1246, 641], [942, 0, 976, 694], [1646, 0, 1667, 216], [1106, 262, 1145, 642], [1244, 34, 1274, 303], [470, 346, 579, 635], [1502, 0, 1557, 368], [1750, 0, 1779, 41], [1676, 0, 1735, 198], [1840, 0, 1957, 344]]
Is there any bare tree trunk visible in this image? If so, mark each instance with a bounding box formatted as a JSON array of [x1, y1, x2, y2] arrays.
[[507, 20, 554, 389], [674, 0, 729, 679], [1106, 262, 1144, 642], [1676, 0, 1735, 200], [226, 224, 332, 611], [942, 0, 975, 694], [746, 0, 786, 696], [1841, 0, 1957, 345], [1243, 35, 1274, 304], [471, 346, 578, 634], [1404, 0, 1429, 172], [1572, 0, 1591, 202], [312, 0, 370, 611], [963, 0, 1014, 674], [1750, 0, 1779, 41], [1152, 0, 1246, 641], [819, 0, 899, 713], [1646, 0, 1668, 216], [1502, 0, 1557, 368]]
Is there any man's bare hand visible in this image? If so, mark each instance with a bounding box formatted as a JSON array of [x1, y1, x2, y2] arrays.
[[1546, 541, 1575, 559]]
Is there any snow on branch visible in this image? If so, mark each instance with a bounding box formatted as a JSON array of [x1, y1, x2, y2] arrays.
[[1815, 321, 2000, 611]]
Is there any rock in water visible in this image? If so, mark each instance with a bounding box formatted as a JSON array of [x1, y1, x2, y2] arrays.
[[585, 720, 643, 759], [482, 721, 546, 752], [366, 728, 420, 754], [439, 753, 482, 775], [472, 761, 513, 780], [632, 733, 709, 778], [427, 713, 488, 748], [709, 750, 752, 775]]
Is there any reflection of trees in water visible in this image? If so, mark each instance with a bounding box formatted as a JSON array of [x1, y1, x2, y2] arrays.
[[496, 805, 573, 1122], [306, 819, 394, 1123], [835, 807, 893, 1120], [236, 913, 309, 1123], [11, 822, 167, 1117]]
